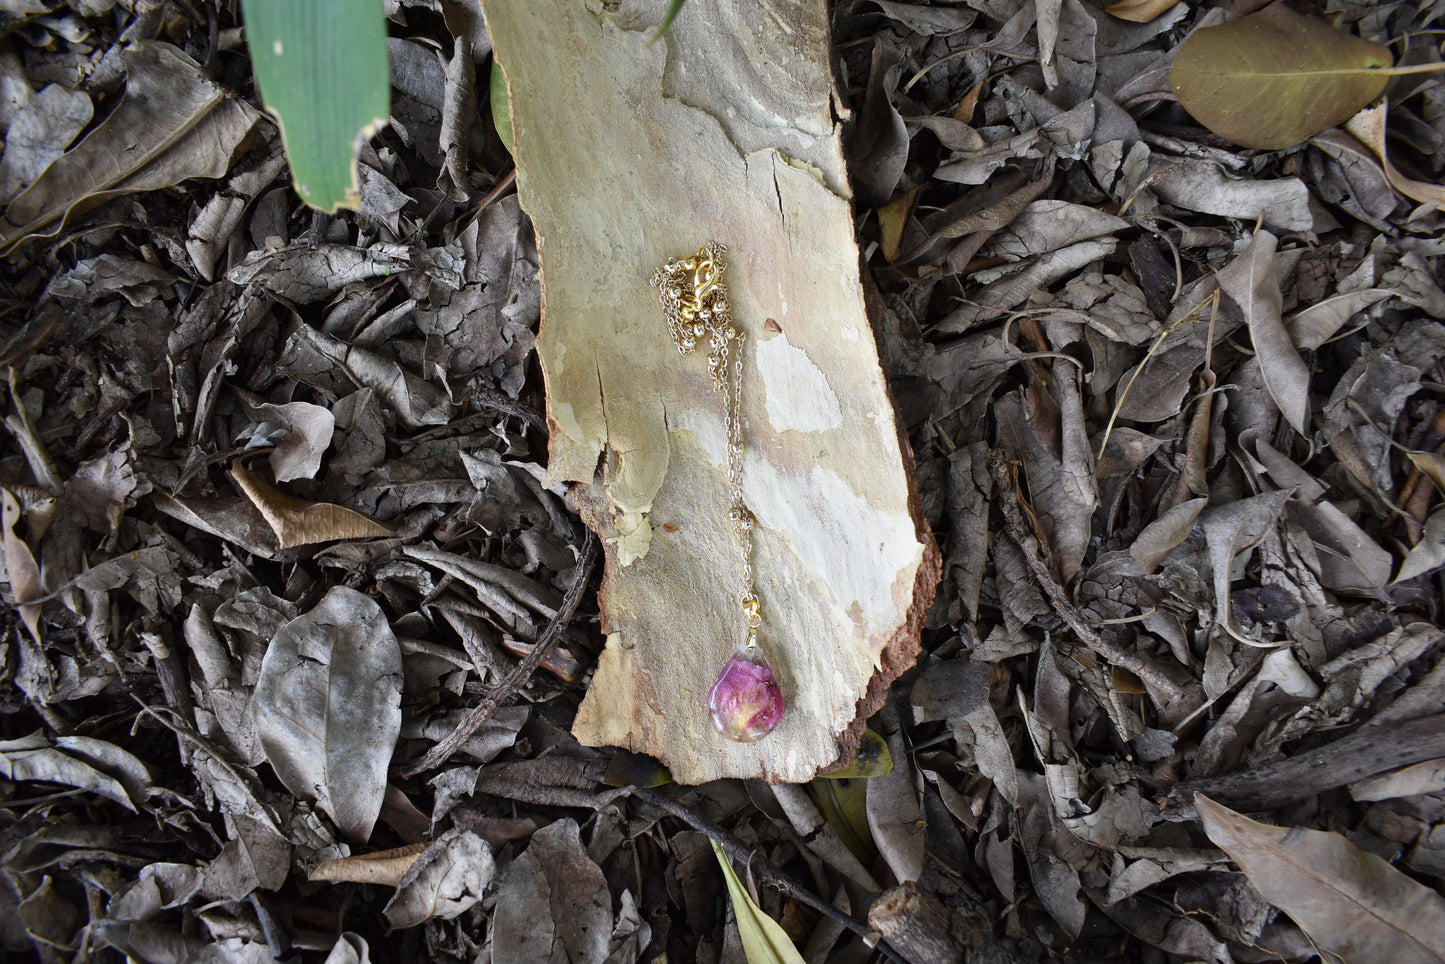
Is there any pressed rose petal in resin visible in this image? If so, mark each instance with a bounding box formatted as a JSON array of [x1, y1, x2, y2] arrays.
[[708, 649, 783, 742]]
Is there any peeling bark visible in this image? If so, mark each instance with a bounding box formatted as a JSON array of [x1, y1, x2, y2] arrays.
[[483, 0, 939, 782]]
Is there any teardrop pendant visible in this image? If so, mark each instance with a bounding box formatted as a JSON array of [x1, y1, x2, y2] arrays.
[[708, 645, 783, 742]]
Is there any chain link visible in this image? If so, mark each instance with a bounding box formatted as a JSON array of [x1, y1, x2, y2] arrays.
[[651, 243, 758, 650]]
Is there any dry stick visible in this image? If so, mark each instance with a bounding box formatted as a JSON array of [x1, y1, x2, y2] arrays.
[[402, 531, 599, 777], [629, 786, 907, 964], [989, 450, 1184, 704], [1164, 713, 1445, 818]]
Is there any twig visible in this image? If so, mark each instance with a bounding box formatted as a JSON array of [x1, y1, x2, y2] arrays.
[[1163, 713, 1445, 818], [989, 450, 1185, 704], [401, 531, 598, 777], [629, 786, 906, 964]]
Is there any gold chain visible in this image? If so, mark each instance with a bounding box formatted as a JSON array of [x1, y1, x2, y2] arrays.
[[650, 243, 761, 652]]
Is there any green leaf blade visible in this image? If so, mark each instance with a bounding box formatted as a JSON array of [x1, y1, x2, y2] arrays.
[[1170, 3, 1391, 150], [709, 839, 808, 964], [242, 0, 390, 212]]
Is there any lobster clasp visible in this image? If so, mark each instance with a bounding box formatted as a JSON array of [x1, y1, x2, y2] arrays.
[[691, 247, 721, 301]]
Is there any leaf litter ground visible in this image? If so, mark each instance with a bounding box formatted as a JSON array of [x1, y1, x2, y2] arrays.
[[2, 0, 1445, 962]]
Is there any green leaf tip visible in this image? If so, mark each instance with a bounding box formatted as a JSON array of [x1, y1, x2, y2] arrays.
[[242, 0, 391, 213]]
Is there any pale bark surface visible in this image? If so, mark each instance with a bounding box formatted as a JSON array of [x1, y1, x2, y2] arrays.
[[482, 0, 939, 782]]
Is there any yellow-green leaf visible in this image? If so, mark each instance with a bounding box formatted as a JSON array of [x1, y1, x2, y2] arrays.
[[602, 749, 673, 788], [490, 58, 514, 157], [815, 728, 894, 779], [709, 839, 807, 964], [809, 777, 877, 865], [242, 0, 390, 212], [1170, 3, 1391, 150]]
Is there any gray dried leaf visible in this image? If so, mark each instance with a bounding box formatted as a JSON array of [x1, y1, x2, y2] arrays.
[[1349, 759, 1445, 802], [1198, 795, 1445, 963], [64, 443, 148, 535], [1199, 490, 1291, 646], [236, 389, 336, 483], [322, 933, 372, 964], [849, 41, 908, 209], [942, 238, 1117, 332], [994, 380, 1097, 581], [492, 819, 611, 964], [437, 36, 475, 203], [1038, 0, 1096, 104], [912, 661, 1018, 805], [44, 253, 176, 307], [383, 828, 495, 929], [1288, 288, 1392, 351], [108, 863, 205, 921], [1105, 847, 1229, 905], [866, 729, 925, 884], [152, 490, 280, 559], [0, 486, 45, 643], [984, 199, 1130, 260], [1130, 497, 1205, 573], [1148, 155, 1314, 231], [280, 323, 451, 428], [1221, 230, 1309, 434], [945, 443, 992, 621], [1396, 507, 1445, 583], [0, 82, 93, 200], [252, 587, 403, 841], [866, 0, 976, 33], [185, 149, 288, 281], [226, 242, 413, 304], [0, 41, 259, 251], [202, 814, 290, 900], [327, 389, 388, 486], [0, 731, 144, 811]]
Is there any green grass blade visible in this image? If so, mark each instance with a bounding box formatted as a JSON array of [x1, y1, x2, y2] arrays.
[[242, 0, 390, 212]]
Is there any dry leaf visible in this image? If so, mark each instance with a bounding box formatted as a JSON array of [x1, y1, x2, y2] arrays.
[[1105, 0, 1182, 24], [1198, 794, 1445, 963], [383, 828, 495, 928], [0, 731, 147, 811], [0, 42, 259, 252], [0, 82, 93, 200], [1228, 230, 1310, 434], [491, 819, 611, 962], [236, 389, 336, 483], [310, 844, 428, 886], [1396, 507, 1445, 583], [0, 486, 44, 643], [231, 461, 394, 549], [1130, 497, 1205, 573], [1345, 102, 1445, 213], [251, 587, 403, 842], [865, 729, 925, 884], [1170, 4, 1391, 150]]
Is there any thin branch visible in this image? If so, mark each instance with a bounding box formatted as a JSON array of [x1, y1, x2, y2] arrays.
[[989, 450, 1185, 703], [629, 786, 907, 964], [401, 531, 598, 777]]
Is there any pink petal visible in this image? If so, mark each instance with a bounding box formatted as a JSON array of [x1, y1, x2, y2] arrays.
[[708, 650, 784, 742]]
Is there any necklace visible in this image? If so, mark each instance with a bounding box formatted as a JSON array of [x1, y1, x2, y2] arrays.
[[651, 243, 783, 742]]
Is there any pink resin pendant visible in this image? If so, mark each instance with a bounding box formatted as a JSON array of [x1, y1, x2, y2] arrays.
[[708, 647, 783, 742]]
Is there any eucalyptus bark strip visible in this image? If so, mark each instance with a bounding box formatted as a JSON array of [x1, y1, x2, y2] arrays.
[[481, 0, 939, 782]]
